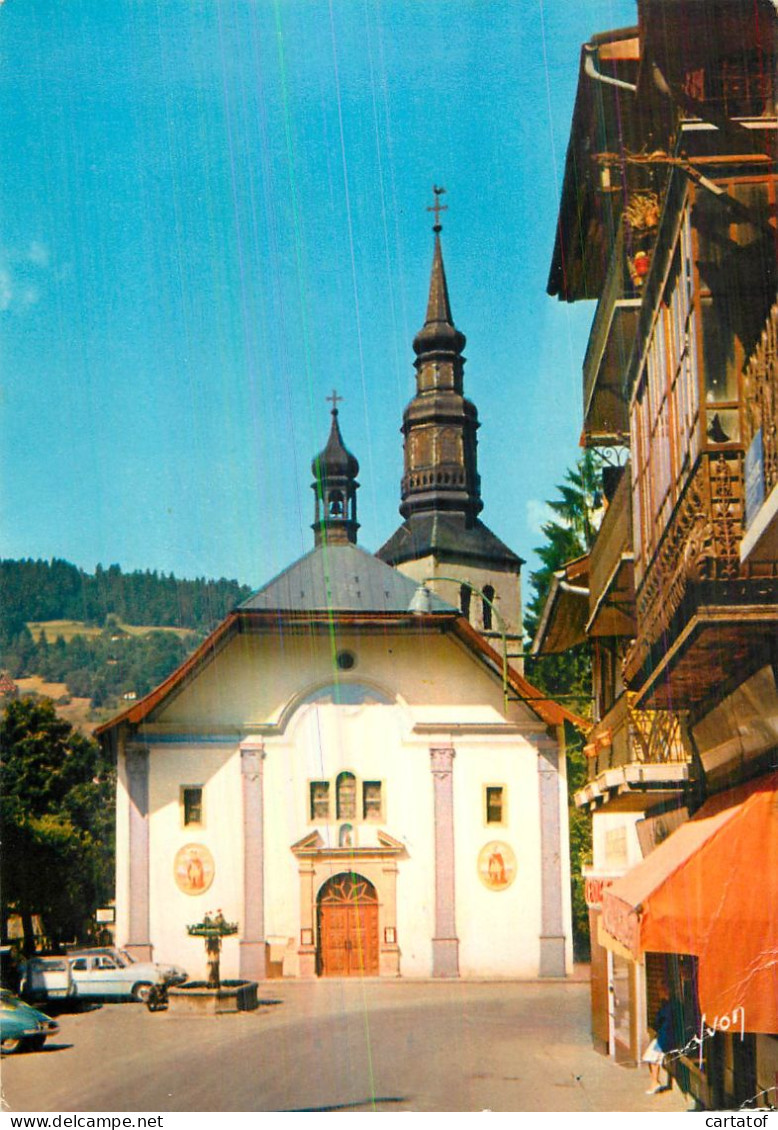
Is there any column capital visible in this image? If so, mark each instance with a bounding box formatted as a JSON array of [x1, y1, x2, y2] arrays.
[[239, 736, 266, 752], [240, 742, 266, 778], [430, 746, 455, 778], [535, 735, 561, 766], [125, 745, 149, 781]]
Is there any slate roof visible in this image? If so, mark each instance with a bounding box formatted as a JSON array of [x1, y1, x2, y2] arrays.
[[238, 542, 456, 614], [376, 512, 524, 569]]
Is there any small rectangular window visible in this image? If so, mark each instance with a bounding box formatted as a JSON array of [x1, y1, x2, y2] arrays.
[[182, 786, 203, 827], [363, 781, 382, 821], [485, 786, 505, 825], [605, 826, 628, 867], [310, 781, 330, 821]]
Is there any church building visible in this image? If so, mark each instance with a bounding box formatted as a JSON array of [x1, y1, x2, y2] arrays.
[[98, 219, 575, 983]]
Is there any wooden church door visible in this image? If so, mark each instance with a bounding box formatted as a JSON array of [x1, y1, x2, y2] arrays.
[[317, 873, 379, 977]]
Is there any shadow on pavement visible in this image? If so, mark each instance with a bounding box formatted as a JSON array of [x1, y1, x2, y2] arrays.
[[290, 1097, 407, 1112]]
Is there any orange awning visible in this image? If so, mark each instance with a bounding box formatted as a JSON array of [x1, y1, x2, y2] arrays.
[[602, 772, 778, 1034]]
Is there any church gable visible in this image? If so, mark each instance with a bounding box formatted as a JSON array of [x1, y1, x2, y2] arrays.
[[138, 619, 542, 734]]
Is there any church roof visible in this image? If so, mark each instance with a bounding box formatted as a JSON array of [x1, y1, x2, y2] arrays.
[[239, 542, 456, 614], [377, 512, 524, 569]]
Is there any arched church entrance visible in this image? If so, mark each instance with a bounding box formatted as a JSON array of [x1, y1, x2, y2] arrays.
[[317, 872, 379, 977]]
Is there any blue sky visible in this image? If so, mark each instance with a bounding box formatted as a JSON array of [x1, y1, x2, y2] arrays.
[[1, 0, 636, 599]]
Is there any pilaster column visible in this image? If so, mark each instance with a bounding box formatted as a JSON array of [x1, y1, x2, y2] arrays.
[[536, 731, 566, 977], [125, 745, 152, 961], [297, 863, 317, 978], [239, 739, 268, 981], [430, 745, 459, 977]]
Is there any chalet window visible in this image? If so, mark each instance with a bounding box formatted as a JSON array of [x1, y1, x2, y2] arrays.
[[605, 826, 628, 867], [310, 781, 330, 821], [485, 785, 505, 825], [363, 781, 382, 821], [336, 772, 357, 820], [181, 786, 203, 827], [482, 585, 495, 631], [459, 585, 471, 618]]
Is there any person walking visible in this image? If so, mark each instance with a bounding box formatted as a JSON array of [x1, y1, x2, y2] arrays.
[[643, 998, 673, 1094]]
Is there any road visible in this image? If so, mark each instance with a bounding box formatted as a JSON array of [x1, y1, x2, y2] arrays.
[[2, 980, 687, 1113]]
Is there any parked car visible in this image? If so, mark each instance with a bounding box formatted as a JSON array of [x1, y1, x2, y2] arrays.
[[67, 946, 187, 990], [0, 990, 59, 1053], [20, 957, 73, 1003], [66, 950, 187, 1003]]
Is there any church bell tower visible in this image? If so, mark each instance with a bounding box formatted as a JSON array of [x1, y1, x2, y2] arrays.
[[311, 392, 360, 547], [377, 190, 524, 642]]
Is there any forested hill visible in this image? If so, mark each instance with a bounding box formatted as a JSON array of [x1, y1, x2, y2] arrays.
[[0, 558, 252, 638]]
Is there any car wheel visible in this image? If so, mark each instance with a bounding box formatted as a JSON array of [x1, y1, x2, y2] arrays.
[[26, 1035, 46, 1051], [132, 982, 153, 1003], [1, 1037, 23, 1054]]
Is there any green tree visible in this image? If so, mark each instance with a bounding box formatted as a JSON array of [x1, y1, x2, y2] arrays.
[[0, 698, 115, 952], [524, 450, 605, 961]]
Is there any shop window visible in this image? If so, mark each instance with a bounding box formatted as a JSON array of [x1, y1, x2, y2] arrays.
[[363, 781, 383, 821], [485, 785, 505, 825], [181, 786, 203, 827], [336, 772, 357, 820], [310, 780, 330, 821]]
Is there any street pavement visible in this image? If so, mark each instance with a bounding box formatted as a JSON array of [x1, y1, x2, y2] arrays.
[[1, 980, 688, 1113]]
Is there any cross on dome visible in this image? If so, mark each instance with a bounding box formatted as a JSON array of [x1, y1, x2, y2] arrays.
[[427, 185, 447, 233]]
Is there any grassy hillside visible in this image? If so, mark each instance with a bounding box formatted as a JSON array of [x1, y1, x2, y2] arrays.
[[27, 619, 195, 642]]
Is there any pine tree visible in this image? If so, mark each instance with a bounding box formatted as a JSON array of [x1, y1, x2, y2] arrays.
[[524, 450, 605, 960]]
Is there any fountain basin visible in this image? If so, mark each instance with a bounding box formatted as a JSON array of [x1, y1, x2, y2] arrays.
[[167, 979, 259, 1015]]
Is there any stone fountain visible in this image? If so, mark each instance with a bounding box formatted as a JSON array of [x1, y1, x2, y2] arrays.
[[167, 911, 258, 1015]]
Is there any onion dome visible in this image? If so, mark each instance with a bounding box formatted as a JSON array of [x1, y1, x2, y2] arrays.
[[311, 396, 360, 546]]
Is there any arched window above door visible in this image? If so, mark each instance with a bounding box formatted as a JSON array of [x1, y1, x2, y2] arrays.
[[336, 771, 357, 820]]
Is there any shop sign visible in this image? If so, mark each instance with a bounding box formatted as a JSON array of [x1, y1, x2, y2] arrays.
[[584, 876, 612, 908]]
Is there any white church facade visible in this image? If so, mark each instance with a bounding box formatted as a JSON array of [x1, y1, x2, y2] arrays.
[[98, 221, 577, 983]]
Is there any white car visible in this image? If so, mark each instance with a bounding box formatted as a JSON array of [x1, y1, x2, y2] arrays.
[[20, 957, 74, 1003], [23, 949, 187, 1004], [67, 949, 188, 1002]]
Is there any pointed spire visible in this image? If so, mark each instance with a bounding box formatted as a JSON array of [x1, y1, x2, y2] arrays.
[[413, 231, 466, 358], [397, 195, 482, 523], [425, 232, 454, 325], [311, 393, 360, 546]]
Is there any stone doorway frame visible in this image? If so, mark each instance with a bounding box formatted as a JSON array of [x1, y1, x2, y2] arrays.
[[290, 830, 405, 978], [317, 872, 380, 977]]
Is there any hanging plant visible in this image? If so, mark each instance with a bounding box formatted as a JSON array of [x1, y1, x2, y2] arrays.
[[623, 190, 660, 233]]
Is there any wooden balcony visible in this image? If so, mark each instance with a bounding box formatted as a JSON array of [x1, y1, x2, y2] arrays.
[[587, 464, 635, 638], [625, 450, 778, 710], [741, 298, 778, 565], [576, 692, 690, 811], [581, 227, 640, 446]]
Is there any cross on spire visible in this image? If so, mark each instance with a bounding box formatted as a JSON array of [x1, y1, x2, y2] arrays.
[[326, 388, 343, 414], [427, 185, 447, 232]]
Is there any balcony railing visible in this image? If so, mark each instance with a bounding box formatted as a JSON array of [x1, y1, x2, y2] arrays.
[[581, 225, 640, 445], [585, 692, 688, 780], [625, 449, 778, 707], [744, 298, 778, 501], [587, 464, 635, 637]]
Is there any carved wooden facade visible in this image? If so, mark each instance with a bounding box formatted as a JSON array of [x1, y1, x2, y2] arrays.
[[744, 298, 778, 500]]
